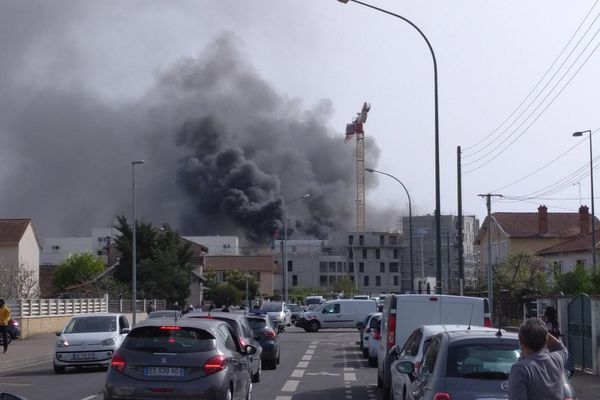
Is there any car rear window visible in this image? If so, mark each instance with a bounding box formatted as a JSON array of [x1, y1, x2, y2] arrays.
[[261, 303, 283, 312], [123, 326, 216, 353], [64, 316, 116, 333], [446, 341, 520, 379], [247, 318, 268, 330]]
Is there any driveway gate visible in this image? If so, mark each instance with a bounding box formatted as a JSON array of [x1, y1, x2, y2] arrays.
[[567, 293, 592, 371]]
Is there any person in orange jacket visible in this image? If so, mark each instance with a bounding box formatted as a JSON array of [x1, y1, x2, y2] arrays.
[[0, 298, 11, 353]]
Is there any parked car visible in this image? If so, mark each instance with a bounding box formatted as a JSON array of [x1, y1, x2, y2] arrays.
[[245, 310, 280, 369], [0, 319, 21, 346], [394, 329, 576, 400], [184, 311, 262, 383], [296, 299, 377, 332], [288, 304, 305, 324], [378, 294, 487, 399], [389, 325, 500, 400], [358, 312, 381, 356], [54, 313, 130, 373], [367, 315, 382, 367], [260, 302, 291, 330], [104, 317, 256, 400], [305, 296, 325, 307], [147, 310, 183, 319]]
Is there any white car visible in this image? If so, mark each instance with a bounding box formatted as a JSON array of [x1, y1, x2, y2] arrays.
[[54, 313, 130, 373], [260, 302, 291, 329]]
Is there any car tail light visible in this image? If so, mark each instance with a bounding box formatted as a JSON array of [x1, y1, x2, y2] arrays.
[[204, 355, 227, 375], [263, 329, 276, 338], [111, 352, 127, 373], [434, 393, 451, 400], [160, 326, 180, 330], [387, 315, 396, 350], [484, 317, 492, 328]]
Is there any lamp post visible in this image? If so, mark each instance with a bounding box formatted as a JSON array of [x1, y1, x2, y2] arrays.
[[573, 130, 596, 269], [131, 160, 145, 325], [366, 168, 414, 292], [338, 0, 442, 293], [283, 194, 310, 303]]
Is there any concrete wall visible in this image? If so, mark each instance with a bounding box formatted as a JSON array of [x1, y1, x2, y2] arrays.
[[17, 312, 136, 339]]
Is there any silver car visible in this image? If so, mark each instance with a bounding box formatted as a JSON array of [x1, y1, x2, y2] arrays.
[[54, 313, 130, 373], [104, 317, 256, 400], [260, 302, 291, 329]]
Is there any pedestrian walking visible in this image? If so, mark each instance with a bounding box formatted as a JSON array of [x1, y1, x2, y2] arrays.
[[0, 298, 11, 353], [508, 317, 568, 400], [147, 301, 155, 313]]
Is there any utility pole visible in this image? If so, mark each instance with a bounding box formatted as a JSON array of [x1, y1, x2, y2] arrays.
[[457, 146, 464, 295], [478, 193, 503, 322], [446, 232, 451, 294]]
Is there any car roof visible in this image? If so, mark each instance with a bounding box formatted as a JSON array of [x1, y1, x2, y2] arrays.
[[185, 311, 248, 322], [440, 329, 518, 342], [70, 313, 122, 318], [134, 316, 228, 335], [418, 325, 499, 336]]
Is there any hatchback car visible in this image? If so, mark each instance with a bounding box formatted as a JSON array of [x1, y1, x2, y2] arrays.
[[104, 318, 256, 400], [358, 312, 381, 357], [260, 302, 291, 330], [367, 315, 382, 367], [245, 310, 280, 369], [395, 329, 576, 400], [54, 313, 130, 373], [184, 311, 262, 383], [147, 310, 183, 319]]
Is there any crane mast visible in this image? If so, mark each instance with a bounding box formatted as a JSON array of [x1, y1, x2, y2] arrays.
[[345, 102, 371, 232]]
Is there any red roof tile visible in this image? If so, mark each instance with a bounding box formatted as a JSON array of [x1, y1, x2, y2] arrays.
[[0, 219, 32, 245], [487, 212, 593, 238], [204, 255, 277, 272], [537, 231, 599, 255]]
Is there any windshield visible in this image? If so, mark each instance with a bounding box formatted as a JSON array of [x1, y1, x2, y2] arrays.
[[64, 316, 117, 333], [305, 298, 323, 305], [446, 341, 520, 379], [261, 302, 283, 312]]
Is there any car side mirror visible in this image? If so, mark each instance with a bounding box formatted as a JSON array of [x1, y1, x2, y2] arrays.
[[55, 331, 62, 336], [120, 328, 131, 334], [244, 344, 257, 355], [396, 360, 415, 375]]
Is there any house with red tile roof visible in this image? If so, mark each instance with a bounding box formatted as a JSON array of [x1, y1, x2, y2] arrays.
[[0, 218, 40, 298], [536, 230, 599, 274], [475, 205, 596, 272]]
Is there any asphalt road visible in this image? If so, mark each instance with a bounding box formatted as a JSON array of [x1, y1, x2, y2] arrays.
[[0, 327, 380, 400]]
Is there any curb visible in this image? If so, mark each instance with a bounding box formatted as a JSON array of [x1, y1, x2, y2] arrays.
[[0, 353, 53, 374]]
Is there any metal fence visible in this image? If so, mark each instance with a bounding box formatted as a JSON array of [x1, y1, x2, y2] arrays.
[[108, 299, 166, 313]]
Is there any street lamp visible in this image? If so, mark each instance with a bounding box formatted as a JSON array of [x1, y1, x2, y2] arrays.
[[337, 0, 442, 293], [573, 130, 596, 269], [366, 168, 414, 292], [283, 194, 310, 303], [131, 160, 145, 325]]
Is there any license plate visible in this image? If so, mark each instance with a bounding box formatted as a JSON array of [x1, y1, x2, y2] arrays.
[[144, 367, 184, 377], [72, 352, 95, 360]]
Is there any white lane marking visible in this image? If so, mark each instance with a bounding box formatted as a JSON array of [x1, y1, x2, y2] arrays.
[[276, 397, 293, 400], [344, 367, 354, 371], [291, 369, 305, 378], [306, 371, 340, 376], [344, 372, 357, 381], [301, 354, 312, 361], [306, 349, 315, 354], [282, 380, 300, 392], [80, 396, 97, 400], [297, 361, 309, 368]]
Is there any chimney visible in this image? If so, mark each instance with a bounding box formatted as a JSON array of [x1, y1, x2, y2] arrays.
[[579, 205, 590, 234], [538, 205, 548, 234]]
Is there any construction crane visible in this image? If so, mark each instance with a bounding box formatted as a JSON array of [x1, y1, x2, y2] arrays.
[[345, 102, 371, 232]]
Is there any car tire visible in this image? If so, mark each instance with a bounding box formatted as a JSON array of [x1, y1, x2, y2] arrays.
[[377, 373, 383, 388], [252, 363, 261, 383], [309, 320, 320, 332], [54, 363, 66, 374], [277, 351, 280, 365]]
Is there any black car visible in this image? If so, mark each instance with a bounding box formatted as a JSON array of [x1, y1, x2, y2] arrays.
[[245, 311, 281, 369], [184, 311, 263, 383], [104, 317, 256, 400]]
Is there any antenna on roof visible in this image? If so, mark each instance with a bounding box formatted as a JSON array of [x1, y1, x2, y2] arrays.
[[467, 304, 474, 330]]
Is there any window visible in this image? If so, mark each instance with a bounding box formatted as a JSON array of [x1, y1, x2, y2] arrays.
[[363, 276, 369, 286], [320, 275, 327, 286], [323, 303, 341, 314], [393, 276, 399, 286], [287, 260, 293, 272], [393, 249, 399, 259], [389, 235, 398, 245], [362, 249, 367, 259], [348, 262, 354, 273], [320, 262, 327, 273], [375, 249, 381, 259], [375, 276, 381, 286], [328, 276, 336, 285], [98, 237, 103, 242], [337, 262, 343, 272], [223, 244, 231, 249], [359, 262, 364, 273], [380, 235, 385, 246], [380, 262, 385, 273], [359, 235, 364, 246], [292, 275, 298, 286], [447, 342, 519, 377], [389, 262, 399, 273], [97, 250, 103, 256], [349, 235, 354, 246], [400, 329, 423, 357], [51, 245, 60, 251], [349, 248, 354, 259], [329, 262, 336, 273], [421, 338, 440, 375], [292, 246, 297, 253]]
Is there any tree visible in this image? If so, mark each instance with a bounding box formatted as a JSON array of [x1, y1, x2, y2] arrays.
[[494, 252, 548, 298], [553, 263, 593, 295], [53, 253, 106, 292], [0, 262, 40, 299], [333, 277, 357, 298], [224, 270, 259, 300], [113, 216, 194, 305], [208, 283, 242, 307]]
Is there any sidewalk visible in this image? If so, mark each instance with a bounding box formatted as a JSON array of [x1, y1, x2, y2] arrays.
[[571, 371, 600, 400], [0, 333, 56, 374]]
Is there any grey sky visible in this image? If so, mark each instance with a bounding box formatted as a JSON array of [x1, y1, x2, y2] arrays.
[[1, 0, 598, 239]]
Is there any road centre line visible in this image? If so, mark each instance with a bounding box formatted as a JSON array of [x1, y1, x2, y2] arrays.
[[275, 397, 292, 400], [79, 396, 97, 400], [305, 349, 315, 354], [301, 354, 312, 361], [281, 380, 300, 392], [291, 369, 305, 378], [296, 361, 309, 368]]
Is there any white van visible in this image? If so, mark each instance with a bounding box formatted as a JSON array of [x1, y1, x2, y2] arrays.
[[377, 294, 488, 399], [296, 299, 377, 332]]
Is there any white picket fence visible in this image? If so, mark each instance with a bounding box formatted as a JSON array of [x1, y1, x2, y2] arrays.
[[6, 296, 108, 318]]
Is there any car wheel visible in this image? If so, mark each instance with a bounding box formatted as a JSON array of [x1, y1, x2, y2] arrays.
[[377, 373, 383, 388], [309, 320, 320, 332], [54, 363, 66, 374], [277, 351, 280, 365], [252, 362, 261, 383]]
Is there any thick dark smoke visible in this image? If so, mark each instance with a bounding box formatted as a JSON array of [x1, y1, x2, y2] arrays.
[[0, 4, 381, 244]]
